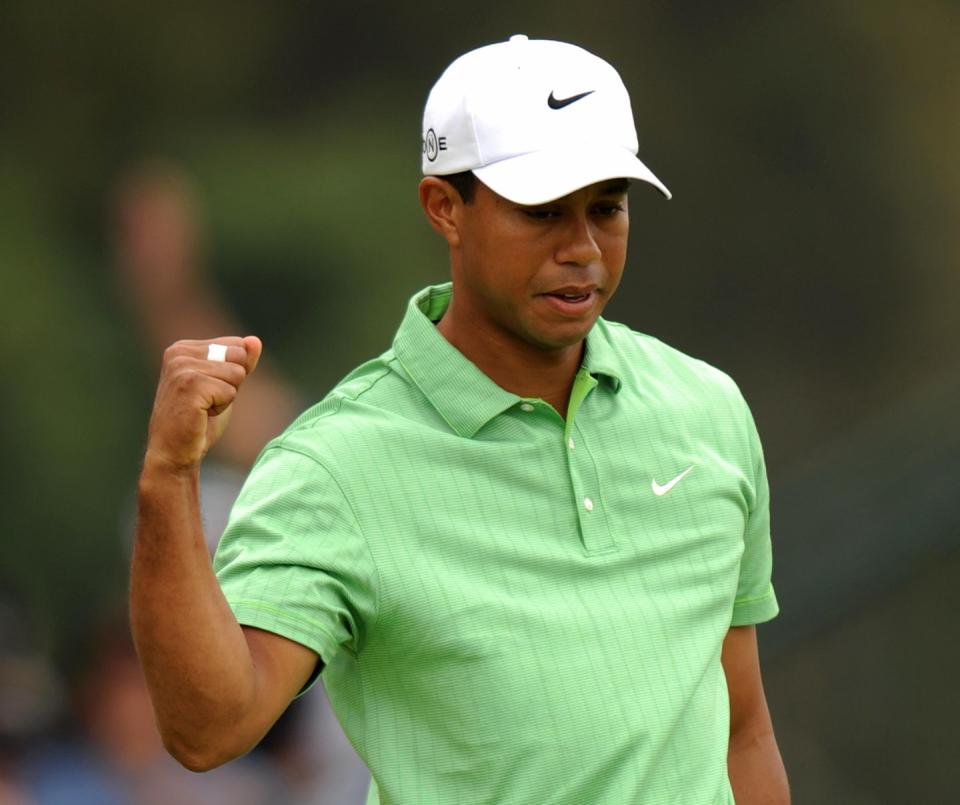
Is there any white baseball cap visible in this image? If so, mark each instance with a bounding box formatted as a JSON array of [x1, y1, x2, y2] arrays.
[[421, 34, 671, 204]]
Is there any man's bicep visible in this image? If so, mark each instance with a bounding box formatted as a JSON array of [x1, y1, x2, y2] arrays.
[[242, 626, 323, 728]]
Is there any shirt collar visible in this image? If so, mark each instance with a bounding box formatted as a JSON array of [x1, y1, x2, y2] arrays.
[[581, 317, 624, 393], [393, 283, 623, 438]]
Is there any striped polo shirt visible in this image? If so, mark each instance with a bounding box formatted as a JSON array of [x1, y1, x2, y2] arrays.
[[214, 282, 779, 804]]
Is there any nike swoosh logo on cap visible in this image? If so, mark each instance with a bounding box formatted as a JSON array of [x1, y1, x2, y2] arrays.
[[651, 466, 694, 497], [547, 90, 595, 109]]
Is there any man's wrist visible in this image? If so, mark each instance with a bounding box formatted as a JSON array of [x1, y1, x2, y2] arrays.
[[139, 450, 201, 492]]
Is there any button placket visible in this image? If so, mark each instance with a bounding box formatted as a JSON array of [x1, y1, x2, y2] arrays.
[[565, 420, 616, 553]]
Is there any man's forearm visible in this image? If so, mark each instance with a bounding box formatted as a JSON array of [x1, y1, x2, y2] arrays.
[[130, 460, 257, 769], [727, 728, 790, 804]]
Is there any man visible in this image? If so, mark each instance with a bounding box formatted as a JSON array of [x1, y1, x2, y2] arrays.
[[131, 35, 790, 803]]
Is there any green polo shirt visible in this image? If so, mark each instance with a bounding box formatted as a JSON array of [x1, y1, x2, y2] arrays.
[[214, 282, 778, 805]]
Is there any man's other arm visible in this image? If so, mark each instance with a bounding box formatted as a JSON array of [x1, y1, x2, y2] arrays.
[[722, 625, 790, 804], [130, 336, 318, 771]]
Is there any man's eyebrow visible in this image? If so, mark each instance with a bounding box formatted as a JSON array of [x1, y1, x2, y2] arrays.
[[598, 178, 631, 194]]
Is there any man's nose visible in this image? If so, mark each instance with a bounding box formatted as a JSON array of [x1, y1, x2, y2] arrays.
[[555, 213, 602, 267]]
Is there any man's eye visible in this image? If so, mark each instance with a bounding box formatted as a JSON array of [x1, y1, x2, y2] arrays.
[[594, 203, 625, 216], [523, 208, 560, 220]]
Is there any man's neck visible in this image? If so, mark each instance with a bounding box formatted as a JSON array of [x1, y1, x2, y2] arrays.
[[436, 305, 584, 419]]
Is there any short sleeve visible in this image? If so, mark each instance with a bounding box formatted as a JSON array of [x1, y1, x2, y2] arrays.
[[730, 402, 780, 627], [213, 444, 379, 674]]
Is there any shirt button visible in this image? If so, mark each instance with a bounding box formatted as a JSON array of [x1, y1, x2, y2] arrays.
[[520, 403, 535, 412], [567, 437, 575, 450], [583, 496, 594, 512]]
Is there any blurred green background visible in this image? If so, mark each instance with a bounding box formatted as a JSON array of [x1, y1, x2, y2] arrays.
[[1, 2, 957, 801]]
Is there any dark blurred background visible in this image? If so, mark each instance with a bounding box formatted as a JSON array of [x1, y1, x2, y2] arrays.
[[1, 2, 957, 803]]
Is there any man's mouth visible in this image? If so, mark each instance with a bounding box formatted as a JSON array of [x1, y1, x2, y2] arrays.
[[540, 287, 598, 313], [548, 291, 590, 302], [542, 285, 597, 300]]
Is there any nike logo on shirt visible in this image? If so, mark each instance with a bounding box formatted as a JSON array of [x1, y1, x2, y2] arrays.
[[651, 466, 694, 497]]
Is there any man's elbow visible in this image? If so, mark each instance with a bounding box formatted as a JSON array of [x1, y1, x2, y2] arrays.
[[161, 729, 248, 773]]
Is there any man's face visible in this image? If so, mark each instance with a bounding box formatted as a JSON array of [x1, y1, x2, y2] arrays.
[[451, 178, 630, 352]]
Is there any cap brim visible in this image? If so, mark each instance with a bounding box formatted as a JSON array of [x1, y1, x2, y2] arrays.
[[472, 145, 671, 204]]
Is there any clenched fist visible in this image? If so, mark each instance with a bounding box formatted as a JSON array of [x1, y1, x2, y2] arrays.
[[144, 336, 262, 473]]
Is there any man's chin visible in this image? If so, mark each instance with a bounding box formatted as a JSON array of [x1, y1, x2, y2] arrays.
[[527, 320, 596, 352]]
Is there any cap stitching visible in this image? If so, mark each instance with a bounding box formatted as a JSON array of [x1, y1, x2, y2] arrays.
[[464, 71, 484, 168]]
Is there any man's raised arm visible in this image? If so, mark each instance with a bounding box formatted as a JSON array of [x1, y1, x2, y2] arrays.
[[129, 335, 318, 771]]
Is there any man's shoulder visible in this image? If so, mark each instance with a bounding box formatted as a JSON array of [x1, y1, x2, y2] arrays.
[[258, 347, 434, 469], [286, 352, 396, 429], [596, 317, 743, 403]]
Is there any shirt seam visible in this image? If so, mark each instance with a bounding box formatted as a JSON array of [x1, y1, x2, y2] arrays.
[[268, 443, 381, 761], [338, 362, 394, 403], [257, 443, 384, 658], [726, 380, 761, 513], [279, 363, 394, 441], [230, 599, 344, 659]]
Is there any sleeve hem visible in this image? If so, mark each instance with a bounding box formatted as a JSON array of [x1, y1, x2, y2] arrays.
[[255, 444, 384, 656], [229, 600, 340, 696], [731, 585, 779, 627]]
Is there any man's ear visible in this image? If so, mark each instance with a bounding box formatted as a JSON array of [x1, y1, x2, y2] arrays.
[[419, 177, 463, 248]]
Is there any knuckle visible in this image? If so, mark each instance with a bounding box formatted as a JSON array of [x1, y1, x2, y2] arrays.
[[170, 374, 191, 393], [170, 367, 199, 392], [167, 355, 193, 376], [163, 341, 190, 361]]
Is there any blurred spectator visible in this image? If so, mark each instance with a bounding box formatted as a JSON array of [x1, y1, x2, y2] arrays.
[[20, 621, 285, 805], [0, 588, 62, 805], [0, 776, 31, 805], [111, 160, 301, 472], [111, 162, 370, 803]]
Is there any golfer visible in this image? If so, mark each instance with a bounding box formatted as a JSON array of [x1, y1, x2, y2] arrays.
[[131, 35, 789, 804]]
